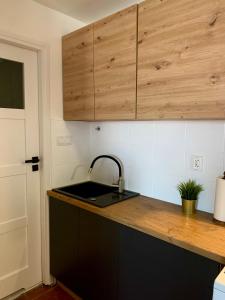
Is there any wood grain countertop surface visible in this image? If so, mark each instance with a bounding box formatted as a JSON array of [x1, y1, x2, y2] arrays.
[[48, 190, 225, 264]]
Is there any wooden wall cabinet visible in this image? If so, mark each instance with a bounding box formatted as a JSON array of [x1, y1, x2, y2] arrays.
[[137, 0, 225, 119], [63, 0, 225, 121], [62, 5, 137, 121], [62, 25, 95, 120], [94, 5, 137, 120]]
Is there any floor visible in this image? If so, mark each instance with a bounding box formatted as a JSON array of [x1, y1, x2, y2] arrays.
[[17, 285, 79, 300]]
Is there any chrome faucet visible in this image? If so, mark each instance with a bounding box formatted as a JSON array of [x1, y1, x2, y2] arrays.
[[88, 155, 125, 193]]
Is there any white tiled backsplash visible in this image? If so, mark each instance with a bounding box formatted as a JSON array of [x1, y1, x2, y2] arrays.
[[51, 120, 91, 187], [52, 120, 225, 213], [89, 121, 225, 213]]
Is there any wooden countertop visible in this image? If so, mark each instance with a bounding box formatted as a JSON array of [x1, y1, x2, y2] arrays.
[[48, 190, 225, 265]]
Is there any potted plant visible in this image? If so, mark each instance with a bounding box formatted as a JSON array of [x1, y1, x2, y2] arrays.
[[177, 179, 204, 215]]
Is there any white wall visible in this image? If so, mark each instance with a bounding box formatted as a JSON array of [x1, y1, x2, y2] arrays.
[[0, 0, 90, 187], [89, 121, 225, 213]]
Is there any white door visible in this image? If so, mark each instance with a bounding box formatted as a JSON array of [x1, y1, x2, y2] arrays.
[[0, 42, 42, 299]]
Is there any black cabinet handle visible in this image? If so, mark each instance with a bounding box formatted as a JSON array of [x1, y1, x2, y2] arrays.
[[25, 156, 40, 164]]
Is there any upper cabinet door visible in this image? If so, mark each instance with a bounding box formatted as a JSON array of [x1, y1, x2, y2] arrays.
[[137, 0, 225, 120], [94, 5, 137, 120], [63, 25, 94, 120]]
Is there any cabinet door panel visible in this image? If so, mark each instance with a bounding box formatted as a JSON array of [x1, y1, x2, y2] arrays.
[[137, 0, 225, 119], [78, 209, 118, 300], [94, 5, 137, 120], [49, 198, 79, 291], [63, 25, 94, 120], [118, 224, 219, 300]]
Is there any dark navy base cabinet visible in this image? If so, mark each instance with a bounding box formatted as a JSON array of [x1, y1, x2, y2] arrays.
[[118, 225, 219, 300], [77, 209, 118, 300], [49, 198, 80, 291], [49, 197, 220, 300]]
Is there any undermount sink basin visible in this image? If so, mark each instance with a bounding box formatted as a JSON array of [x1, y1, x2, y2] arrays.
[[53, 181, 139, 208]]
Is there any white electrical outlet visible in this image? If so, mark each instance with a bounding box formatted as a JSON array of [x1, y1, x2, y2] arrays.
[[192, 155, 203, 171], [56, 135, 72, 146]]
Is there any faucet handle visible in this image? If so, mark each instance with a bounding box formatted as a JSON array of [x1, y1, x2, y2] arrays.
[[112, 176, 119, 186], [112, 176, 124, 193], [118, 177, 125, 193]]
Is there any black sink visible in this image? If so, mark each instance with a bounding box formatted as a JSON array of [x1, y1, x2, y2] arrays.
[[53, 181, 139, 208]]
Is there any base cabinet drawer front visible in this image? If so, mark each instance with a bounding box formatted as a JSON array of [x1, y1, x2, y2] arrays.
[[49, 197, 220, 300], [137, 0, 225, 120], [118, 225, 220, 300]]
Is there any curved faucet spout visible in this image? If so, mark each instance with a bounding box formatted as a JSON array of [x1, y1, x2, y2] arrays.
[[88, 154, 124, 193]]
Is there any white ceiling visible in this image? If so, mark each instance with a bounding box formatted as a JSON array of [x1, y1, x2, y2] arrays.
[[33, 0, 141, 23]]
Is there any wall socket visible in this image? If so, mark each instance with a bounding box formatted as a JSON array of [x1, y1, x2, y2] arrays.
[[57, 135, 72, 146], [192, 155, 203, 171]]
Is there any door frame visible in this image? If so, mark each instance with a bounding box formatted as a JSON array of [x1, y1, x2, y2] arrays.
[[0, 30, 52, 285]]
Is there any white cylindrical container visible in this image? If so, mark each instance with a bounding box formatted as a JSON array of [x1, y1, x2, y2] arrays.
[[213, 267, 225, 300], [214, 177, 225, 223]]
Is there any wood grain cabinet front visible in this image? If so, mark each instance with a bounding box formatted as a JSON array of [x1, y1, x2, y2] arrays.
[[62, 25, 95, 120], [62, 0, 225, 121], [137, 0, 225, 120], [94, 5, 137, 120]]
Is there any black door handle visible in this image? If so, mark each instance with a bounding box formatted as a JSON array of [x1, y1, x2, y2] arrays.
[[25, 156, 40, 164]]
